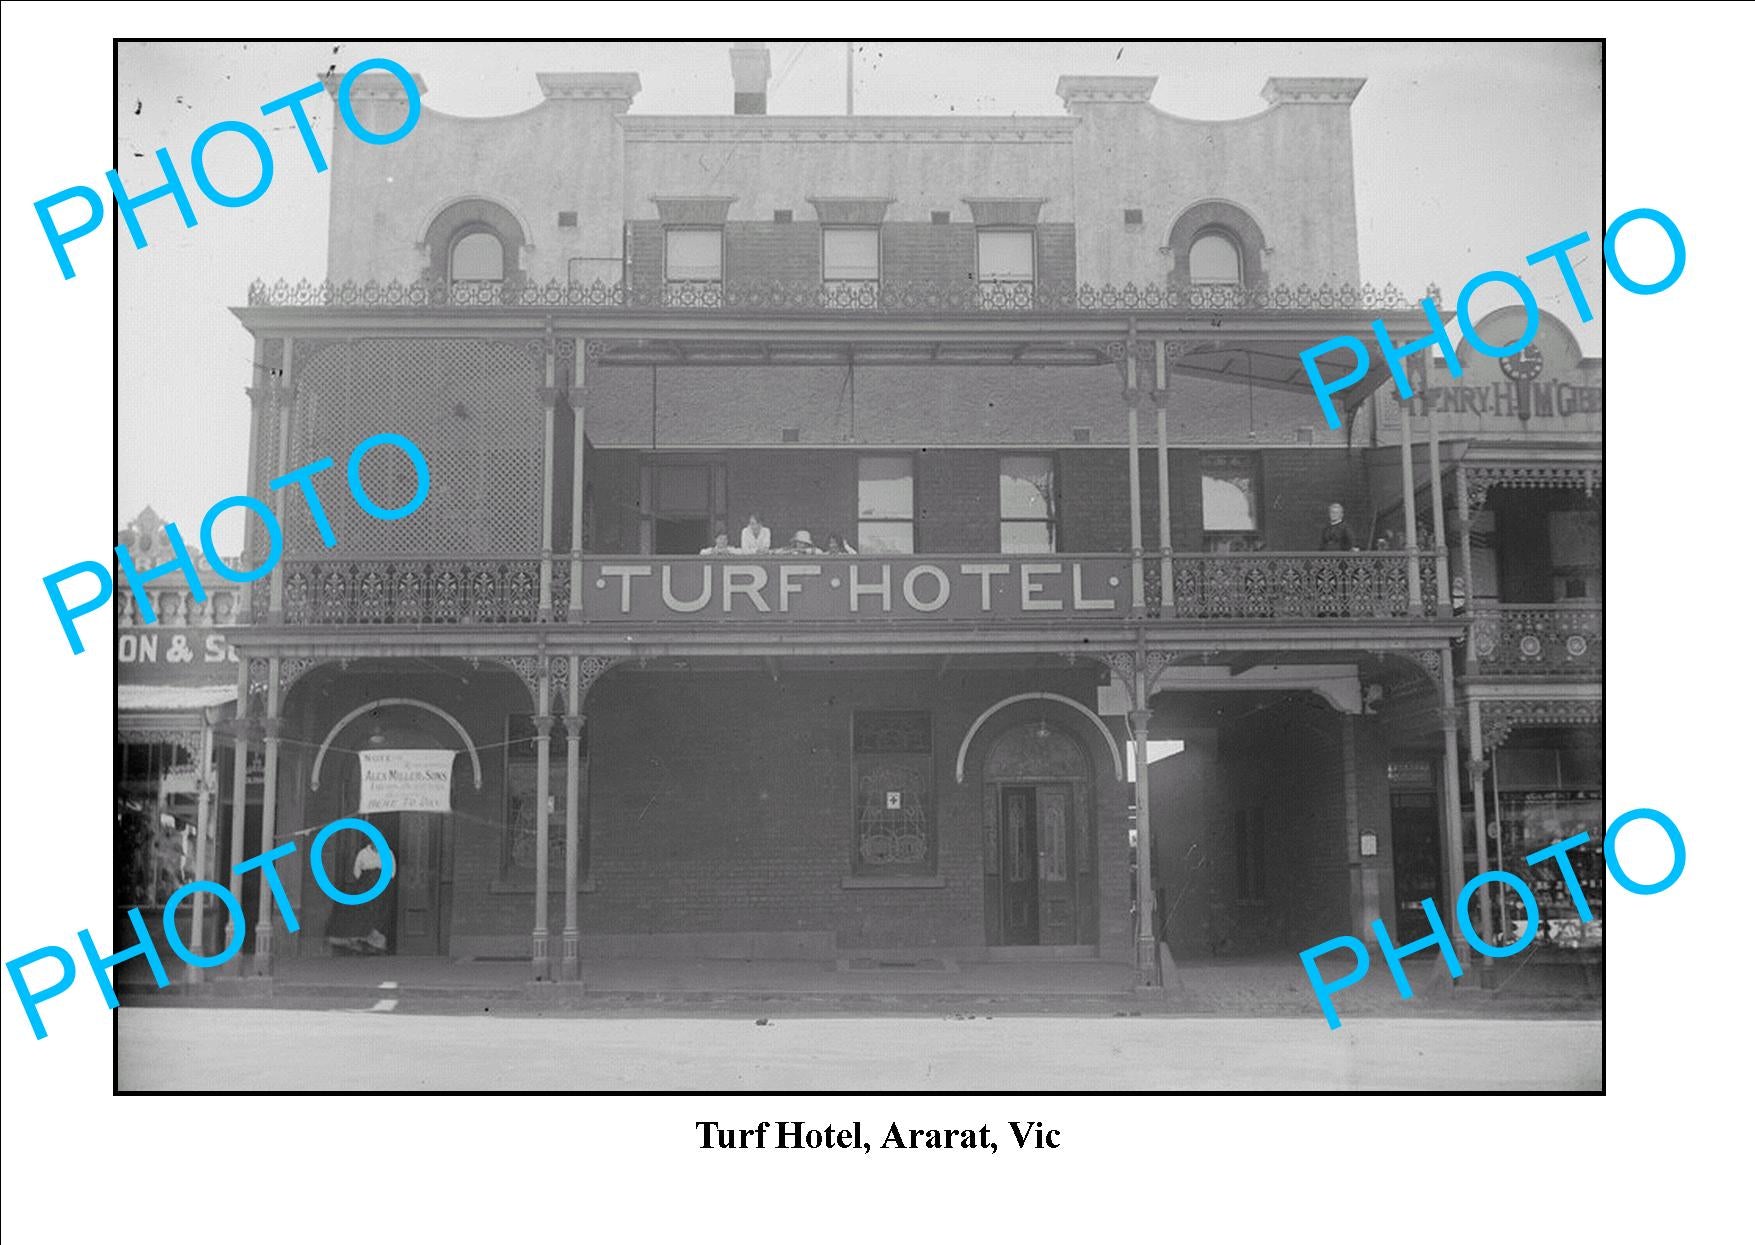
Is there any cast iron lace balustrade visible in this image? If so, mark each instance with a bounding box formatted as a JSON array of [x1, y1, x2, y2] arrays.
[[280, 557, 544, 625], [1470, 603, 1603, 675], [269, 552, 1446, 626], [1165, 552, 1440, 620], [247, 277, 1424, 313]]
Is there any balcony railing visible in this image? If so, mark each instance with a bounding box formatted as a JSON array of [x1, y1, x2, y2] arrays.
[[1470, 603, 1603, 676], [1166, 552, 1439, 620], [245, 276, 1424, 314], [269, 551, 1444, 627]]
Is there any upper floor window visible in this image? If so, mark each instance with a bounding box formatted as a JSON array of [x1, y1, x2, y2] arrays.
[[644, 459, 726, 554], [665, 228, 723, 306], [977, 229, 1035, 309], [449, 231, 505, 284], [858, 455, 915, 554], [422, 197, 527, 293], [823, 227, 881, 305], [1201, 453, 1260, 552], [1189, 231, 1242, 285], [1000, 454, 1056, 553]]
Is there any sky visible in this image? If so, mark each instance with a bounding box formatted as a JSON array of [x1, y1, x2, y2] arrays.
[[114, 40, 1603, 550]]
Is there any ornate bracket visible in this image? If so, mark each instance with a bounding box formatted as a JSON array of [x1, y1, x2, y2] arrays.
[[1479, 698, 1604, 752], [1080, 648, 1177, 710], [280, 657, 319, 694]]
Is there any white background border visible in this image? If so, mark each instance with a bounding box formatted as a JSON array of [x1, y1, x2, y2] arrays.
[[2, 6, 1743, 1238]]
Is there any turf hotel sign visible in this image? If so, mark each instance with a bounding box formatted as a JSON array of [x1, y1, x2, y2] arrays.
[[582, 556, 1134, 623]]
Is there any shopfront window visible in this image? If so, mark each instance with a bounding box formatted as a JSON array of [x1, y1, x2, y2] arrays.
[[1489, 740, 1605, 950]]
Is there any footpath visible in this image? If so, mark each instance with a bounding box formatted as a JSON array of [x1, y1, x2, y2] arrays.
[[116, 953, 1600, 1022]]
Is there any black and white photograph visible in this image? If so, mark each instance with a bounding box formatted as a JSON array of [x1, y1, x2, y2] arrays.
[[96, 37, 1614, 1092], [5, 16, 1747, 1240]]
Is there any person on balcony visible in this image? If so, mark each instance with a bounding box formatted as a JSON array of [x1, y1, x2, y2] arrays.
[[778, 529, 822, 555], [825, 533, 857, 555], [1319, 502, 1359, 552], [700, 526, 735, 556], [739, 513, 772, 554]]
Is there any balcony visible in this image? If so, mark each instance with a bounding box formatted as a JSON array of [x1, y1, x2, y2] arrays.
[[245, 276, 1422, 315], [1470, 603, 1603, 677], [272, 551, 1444, 629]]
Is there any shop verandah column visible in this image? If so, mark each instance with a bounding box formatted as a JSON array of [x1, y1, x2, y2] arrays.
[[561, 655, 584, 981], [251, 658, 283, 975], [531, 665, 554, 980]]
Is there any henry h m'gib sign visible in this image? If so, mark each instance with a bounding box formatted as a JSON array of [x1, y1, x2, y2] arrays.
[[582, 556, 1133, 624]]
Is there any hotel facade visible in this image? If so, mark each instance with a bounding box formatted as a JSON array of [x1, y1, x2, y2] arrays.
[[145, 47, 1601, 988]]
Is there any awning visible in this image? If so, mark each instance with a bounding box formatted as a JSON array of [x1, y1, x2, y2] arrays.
[[119, 685, 239, 712]]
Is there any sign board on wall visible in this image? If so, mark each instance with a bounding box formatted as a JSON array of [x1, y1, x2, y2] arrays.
[[359, 750, 456, 814]]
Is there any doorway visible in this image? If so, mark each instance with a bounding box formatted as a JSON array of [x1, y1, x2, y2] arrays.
[[1390, 792, 1445, 944], [999, 783, 1077, 945]]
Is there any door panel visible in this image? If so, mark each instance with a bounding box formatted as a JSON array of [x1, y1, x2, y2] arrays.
[[1001, 787, 1039, 945], [1036, 784, 1076, 945], [396, 812, 440, 955]]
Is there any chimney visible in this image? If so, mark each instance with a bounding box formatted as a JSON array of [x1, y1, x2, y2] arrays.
[[730, 41, 770, 115]]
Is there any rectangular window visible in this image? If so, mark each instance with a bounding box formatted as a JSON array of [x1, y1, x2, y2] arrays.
[[1234, 807, 1266, 902], [857, 454, 915, 554], [977, 229, 1035, 309], [851, 711, 934, 876], [664, 228, 722, 306], [1201, 452, 1261, 552], [1000, 454, 1056, 553], [644, 460, 725, 554], [823, 228, 881, 303]]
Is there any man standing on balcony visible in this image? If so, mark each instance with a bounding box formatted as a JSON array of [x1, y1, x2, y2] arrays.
[[1319, 502, 1359, 552], [740, 512, 772, 554]]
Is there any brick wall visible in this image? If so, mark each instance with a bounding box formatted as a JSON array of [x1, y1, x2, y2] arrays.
[[271, 661, 1131, 962]]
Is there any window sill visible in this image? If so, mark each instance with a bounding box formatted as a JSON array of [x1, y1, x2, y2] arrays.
[[489, 879, 598, 896], [841, 875, 946, 890]]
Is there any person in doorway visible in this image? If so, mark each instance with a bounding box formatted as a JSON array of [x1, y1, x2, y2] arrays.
[[825, 533, 857, 555], [739, 512, 771, 554], [778, 529, 821, 555], [324, 839, 392, 955], [1319, 502, 1359, 551]]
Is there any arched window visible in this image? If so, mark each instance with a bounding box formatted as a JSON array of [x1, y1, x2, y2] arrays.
[[1189, 231, 1242, 285], [450, 231, 505, 283]]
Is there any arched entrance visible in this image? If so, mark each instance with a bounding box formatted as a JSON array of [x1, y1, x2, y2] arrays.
[[308, 703, 459, 957], [983, 720, 1096, 946]]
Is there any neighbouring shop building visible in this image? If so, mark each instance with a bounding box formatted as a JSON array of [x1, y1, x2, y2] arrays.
[[171, 48, 1601, 988], [115, 507, 255, 948]]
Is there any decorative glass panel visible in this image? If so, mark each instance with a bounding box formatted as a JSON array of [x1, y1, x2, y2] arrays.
[[854, 711, 931, 754], [856, 762, 930, 866], [1039, 789, 1069, 883]]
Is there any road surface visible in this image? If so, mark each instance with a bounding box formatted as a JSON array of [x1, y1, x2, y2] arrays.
[[118, 1008, 1602, 1090]]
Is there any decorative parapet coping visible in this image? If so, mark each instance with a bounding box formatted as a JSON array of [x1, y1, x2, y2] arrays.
[[246, 276, 1429, 313], [1055, 75, 1159, 105], [621, 115, 1078, 144], [537, 72, 642, 110], [1261, 77, 1367, 106]]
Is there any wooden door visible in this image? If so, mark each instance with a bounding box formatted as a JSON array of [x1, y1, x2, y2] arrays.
[[396, 812, 441, 955], [1000, 787, 1039, 945], [1035, 784, 1076, 945]]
